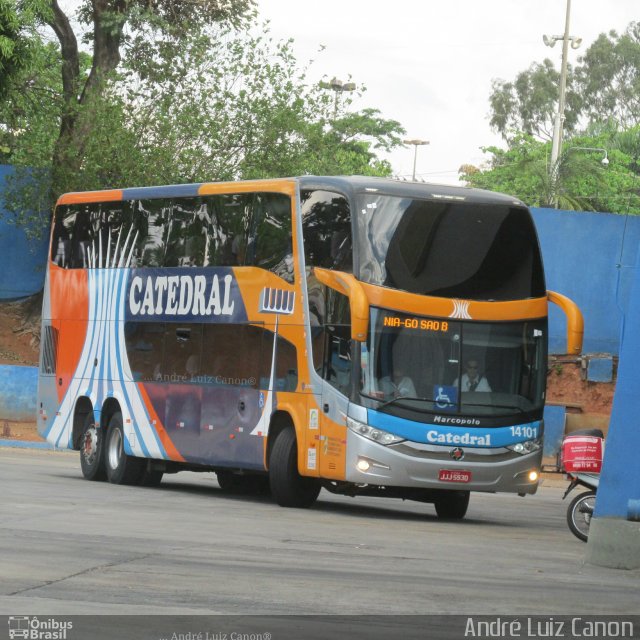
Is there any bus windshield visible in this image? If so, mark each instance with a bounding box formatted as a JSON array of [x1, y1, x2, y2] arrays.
[[355, 194, 545, 300], [360, 307, 547, 419]]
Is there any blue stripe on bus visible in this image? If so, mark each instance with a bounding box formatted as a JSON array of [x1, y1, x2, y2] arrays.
[[122, 184, 203, 200], [113, 267, 157, 458], [367, 409, 541, 448]]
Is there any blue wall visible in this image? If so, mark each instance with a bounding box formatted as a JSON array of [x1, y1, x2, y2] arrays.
[[0, 365, 38, 421], [593, 241, 640, 519], [532, 207, 640, 355], [0, 165, 50, 299]]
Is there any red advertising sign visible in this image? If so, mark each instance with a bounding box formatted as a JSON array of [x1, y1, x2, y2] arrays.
[[562, 435, 603, 473]]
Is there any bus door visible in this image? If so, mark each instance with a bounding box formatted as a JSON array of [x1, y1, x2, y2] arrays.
[[318, 322, 351, 479]]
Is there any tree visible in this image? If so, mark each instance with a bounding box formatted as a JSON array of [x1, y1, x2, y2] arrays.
[[489, 22, 640, 141], [0, 0, 35, 98], [1, 22, 405, 236], [489, 60, 581, 142], [27, 0, 255, 192], [460, 132, 640, 214]]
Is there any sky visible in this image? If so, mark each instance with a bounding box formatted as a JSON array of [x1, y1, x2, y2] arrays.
[[255, 0, 639, 184]]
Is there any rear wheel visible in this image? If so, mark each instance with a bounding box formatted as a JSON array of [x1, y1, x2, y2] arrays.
[[269, 427, 320, 508], [80, 412, 106, 481], [434, 490, 470, 520], [105, 413, 144, 485], [567, 490, 596, 542]]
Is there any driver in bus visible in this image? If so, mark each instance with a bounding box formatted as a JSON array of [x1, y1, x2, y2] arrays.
[[455, 359, 492, 392], [381, 364, 417, 398]]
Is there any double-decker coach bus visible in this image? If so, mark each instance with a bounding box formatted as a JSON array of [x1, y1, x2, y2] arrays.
[[38, 177, 583, 519]]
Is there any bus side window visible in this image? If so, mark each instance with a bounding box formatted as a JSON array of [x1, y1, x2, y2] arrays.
[[250, 193, 294, 283], [206, 193, 252, 267], [164, 198, 210, 267], [51, 207, 74, 268], [301, 190, 352, 272], [134, 199, 170, 267], [324, 288, 352, 395]]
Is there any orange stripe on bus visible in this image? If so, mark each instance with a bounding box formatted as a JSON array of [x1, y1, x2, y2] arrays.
[[198, 179, 296, 196], [359, 281, 548, 321], [57, 190, 123, 205], [136, 383, 186, 463]]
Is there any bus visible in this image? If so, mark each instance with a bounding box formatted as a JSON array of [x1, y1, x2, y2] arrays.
[[38, 176, 583, 519]]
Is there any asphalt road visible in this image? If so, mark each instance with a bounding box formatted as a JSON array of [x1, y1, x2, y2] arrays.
[[1, 448, 638, 621]]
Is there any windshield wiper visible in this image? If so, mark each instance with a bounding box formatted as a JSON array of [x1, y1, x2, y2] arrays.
[[377, 396, 455, 411]]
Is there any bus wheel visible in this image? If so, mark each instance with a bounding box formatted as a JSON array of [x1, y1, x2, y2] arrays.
[[269, 427, 320, 508], [434, 490, 470, 520], [80, 413, 106, 481], [105, 413, 144, 485]]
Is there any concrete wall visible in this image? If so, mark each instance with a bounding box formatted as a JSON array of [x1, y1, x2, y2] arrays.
[[532, 207, 640, 355], [0, 165, 50, 300]]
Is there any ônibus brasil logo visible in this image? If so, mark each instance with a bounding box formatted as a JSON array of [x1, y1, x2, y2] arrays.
[[8, 616, 73, 640]]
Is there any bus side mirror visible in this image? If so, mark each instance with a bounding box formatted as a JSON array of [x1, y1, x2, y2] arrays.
[[314, 268, 369, 342], [547, 290, 583, 355]]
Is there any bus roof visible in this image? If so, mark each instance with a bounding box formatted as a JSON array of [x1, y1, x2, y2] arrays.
[[56, 176, 525, 208]]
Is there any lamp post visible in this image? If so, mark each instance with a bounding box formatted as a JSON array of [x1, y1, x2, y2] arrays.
[[543, 0, 582, 170], [319, 77, 356, 118], [566, 146, 609, 166], [403, 139, 430, 181]]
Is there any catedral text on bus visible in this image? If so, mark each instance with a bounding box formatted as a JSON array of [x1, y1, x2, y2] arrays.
[[38, 176, 583, 519]]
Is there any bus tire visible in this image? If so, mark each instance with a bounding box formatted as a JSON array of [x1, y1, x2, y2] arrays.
[[105, 412, 144, 485], [269, 427, 320, 508], [434, 490, 470, 520], [79, 412, 106, 481]]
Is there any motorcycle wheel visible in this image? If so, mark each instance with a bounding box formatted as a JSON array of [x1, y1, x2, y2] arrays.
[[567, 490, 596, 542]]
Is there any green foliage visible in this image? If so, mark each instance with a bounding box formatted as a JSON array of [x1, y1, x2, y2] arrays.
[[489, 60, 581, 142], [490, 22, 640, 141], [461, 131, 640, 214], [1, 19, 405, 238]]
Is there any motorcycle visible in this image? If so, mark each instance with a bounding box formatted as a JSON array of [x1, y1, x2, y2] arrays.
[[560, 429, 604, 542]]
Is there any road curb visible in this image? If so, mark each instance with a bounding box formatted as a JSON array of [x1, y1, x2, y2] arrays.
[[0, 438, 58, 450]]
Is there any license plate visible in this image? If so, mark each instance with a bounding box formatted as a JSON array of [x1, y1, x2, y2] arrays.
[[439, 469, 472, 483]]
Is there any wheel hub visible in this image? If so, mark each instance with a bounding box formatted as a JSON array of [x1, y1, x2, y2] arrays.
[[82, 427, 98, 464]]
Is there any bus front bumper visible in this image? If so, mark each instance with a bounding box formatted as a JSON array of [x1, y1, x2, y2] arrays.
[[344, 429, 541, 494]]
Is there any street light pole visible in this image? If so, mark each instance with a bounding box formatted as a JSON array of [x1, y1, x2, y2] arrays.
[[403, 139, 430, 181], [319, 77, 356, 118], [544, 0, 582, 170]]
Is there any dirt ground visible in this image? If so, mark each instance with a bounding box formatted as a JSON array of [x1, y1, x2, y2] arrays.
[[0, 297, 615, 443], [0, 296, 40, 367]]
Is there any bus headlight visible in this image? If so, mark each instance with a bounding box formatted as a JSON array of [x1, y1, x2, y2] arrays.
[[346, 417, 405, 445], [507, 438, 543, 455]]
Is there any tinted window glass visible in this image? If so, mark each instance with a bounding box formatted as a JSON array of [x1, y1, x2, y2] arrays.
[[356, 195, 545, 300], [250, 193, 294, 283], [164, 198, 210, 267], [52, 191, 294, 272], [208, 193, 252, 266], [125, 322, 165, 382], [201, 324, 262, 387], [325, 288, 351, 394], [134, 199, 170, 267], [301, 190, 352, 272]]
